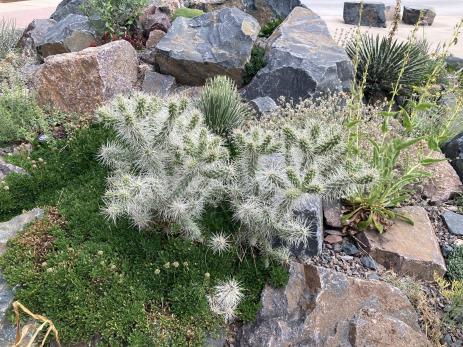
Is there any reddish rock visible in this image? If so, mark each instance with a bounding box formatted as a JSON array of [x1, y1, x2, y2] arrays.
[[145, 29, 165, 49], [33, 40, 138, 114], [237, 263, 429, 346], [324, 234, 343, 244], [358, 206, 446, 281], [349, 309, 432, 347], [323, 199, 343, 228], [420, 153, 462, 203], [139, 4, 171, 34]]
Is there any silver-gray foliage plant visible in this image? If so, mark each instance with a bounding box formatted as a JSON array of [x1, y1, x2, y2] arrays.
[[98, 93, 230, 241], [229, 119, 376, 261]]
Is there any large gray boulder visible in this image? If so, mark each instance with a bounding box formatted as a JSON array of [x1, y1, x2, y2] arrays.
[[17, 19, 57, 52], [237, 263, 431, 346], [155, 8, 260, 86], [50, 0, 87, 22], [244, 7, 354, 102], [37, 14, 96, 58], [343, 2, 387, 28], [187, 0, 305, 24]]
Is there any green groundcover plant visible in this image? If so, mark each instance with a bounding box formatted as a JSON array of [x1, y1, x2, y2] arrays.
[[0, 125, 288, 345]]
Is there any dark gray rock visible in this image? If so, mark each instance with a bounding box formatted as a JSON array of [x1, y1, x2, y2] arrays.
[[442, 132, 463, 182], [441, 244, 454, 258], [142, 71, 176, 97], [244, 7, 353, 102], [249, 96, 277, 117], [443, 211, 463, 236], [0, 273, 15, 347], [37, 14, 96, 58], [342, 241, 359, 256], [0, 159, 26, 181], [343, 2, 387, 28], [17, 19, 57, 51], [237, 263, 430, 347], [187, 0, 305, 25], [361, 256, 377, 270], [155, 8, 260, 86], [402, 6, 436, 26], [291, 196, 323, 257], [446, 55, 463, 71], [50, 0, 87, 22]]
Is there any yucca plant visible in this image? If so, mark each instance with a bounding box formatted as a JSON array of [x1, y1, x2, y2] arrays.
[[229, 119, 375, 260], [98, 94, 230, 240], [346, 34, 432, 98], [198, 76, 251, 137], [0, 18, 18, 61]]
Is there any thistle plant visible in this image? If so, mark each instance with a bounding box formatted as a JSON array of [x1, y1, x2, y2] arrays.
[[198, 76, 251, 137], [229, 118, 375, 259], [98, 94, 230, 240], [207, 279, 243, 322]]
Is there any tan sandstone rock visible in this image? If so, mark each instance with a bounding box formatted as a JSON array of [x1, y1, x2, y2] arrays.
[[34, 40, 138, 114], [237, 263, 430, 346], [358, 206, 446, 281], [145, 29, 166, 48], [420, 152, 462, 204]]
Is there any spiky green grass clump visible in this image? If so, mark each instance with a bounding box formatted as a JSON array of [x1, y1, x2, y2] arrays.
[[346, 34, 432, 97], [198, 76, 251, 137]]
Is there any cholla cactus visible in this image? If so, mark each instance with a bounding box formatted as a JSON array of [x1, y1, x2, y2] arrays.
[[207, 279, 243, 322], [229, 119, 376, 257], [208, 232, 231, 254], [98, 94, 230, 240]]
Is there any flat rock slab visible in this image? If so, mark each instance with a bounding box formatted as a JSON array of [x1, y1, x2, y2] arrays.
[[343, 2, 387, 28], [403, 6, 436, 26], [358, 206, 446, 281], [244, 7, 353, 102], [443, 211, 463, 236], [155, 8, 260, 86], [0, 159, 26, 181], [34, 40, 138, 114], [0, 273, 15, 346], [0, 208, 44, 255], [37, 14, 96, 58], [237, 262, 430, 346]]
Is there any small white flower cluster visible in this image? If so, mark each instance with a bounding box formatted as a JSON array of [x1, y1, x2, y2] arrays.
[[208, 232, 230, 254], [207, 279, 243, 323]]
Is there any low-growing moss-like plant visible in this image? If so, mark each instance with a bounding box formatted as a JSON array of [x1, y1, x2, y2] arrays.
[[173, 8, 204, 20], [259, 18, 283, 38], [198, 75, 251, 137], [436, 276, 463, 329], [244, 46, 266, 85], [346, 34, 432, 98], [448, 246, 463, 281], [0, 84, 49, 145], [98, 94, 230, 240], [229, 119, 376, 261], [0, 125, 288, 345]]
